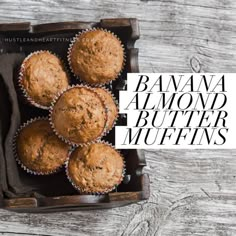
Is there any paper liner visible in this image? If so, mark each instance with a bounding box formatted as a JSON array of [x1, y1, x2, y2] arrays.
[[18, 50, 70, 110], [93, 87, 119, 135], [49, 84, 109, 147], [67, 28, 126, 87], [13, 117, 71, 176], [65, 140, 126, 195]]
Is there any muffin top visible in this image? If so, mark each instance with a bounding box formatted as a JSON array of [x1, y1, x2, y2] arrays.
[[51, 86, 107, 145], [21, 51, 69, 108], [67, 142, 124, 193], [70, 29, 124, 85], [16, 119, 70, 174], [94, 88, 118, 132]]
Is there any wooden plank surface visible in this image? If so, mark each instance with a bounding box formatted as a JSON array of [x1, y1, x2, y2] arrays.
[[1, 0, 236, 235]]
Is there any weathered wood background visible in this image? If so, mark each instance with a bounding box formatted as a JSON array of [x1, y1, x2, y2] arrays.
[[1, 0, 236, 235]]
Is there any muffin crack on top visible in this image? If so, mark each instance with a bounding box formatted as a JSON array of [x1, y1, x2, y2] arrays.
[[33, 133, 55, 165]]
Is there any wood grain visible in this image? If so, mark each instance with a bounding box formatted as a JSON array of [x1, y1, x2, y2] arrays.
[[0, 0, 236, 235]]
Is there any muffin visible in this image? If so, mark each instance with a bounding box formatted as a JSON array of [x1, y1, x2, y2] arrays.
[[50, 86, 107, 146], [66, 142, 125, 193], [94, 87, 118, 132], [19, 51, 69, 109], [15, 118, 70, 175], [68, 29, 124, 85]]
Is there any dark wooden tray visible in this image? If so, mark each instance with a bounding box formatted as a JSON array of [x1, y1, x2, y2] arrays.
[[0, 18, 150, 213]]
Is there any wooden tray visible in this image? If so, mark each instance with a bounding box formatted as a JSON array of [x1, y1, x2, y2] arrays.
[[0, 18, 150, 212]]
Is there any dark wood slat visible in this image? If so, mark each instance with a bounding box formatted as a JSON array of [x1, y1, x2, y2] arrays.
[[37, 195, 109, 207], [3, 198, 37, 209], [127, 48, 139, 72], [32, 21, 96, 33], [0, 22, 30, 32], [100, 18, 131, 27]]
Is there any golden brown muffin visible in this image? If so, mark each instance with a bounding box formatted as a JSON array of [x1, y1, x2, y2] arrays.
[[94, 88, 118, 132], [16, 119, 70, 174], [20, 51, 69, 108], [67, 142, 124, 193], [69, 29, 124, 85], [51, 86, 107, 145]]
